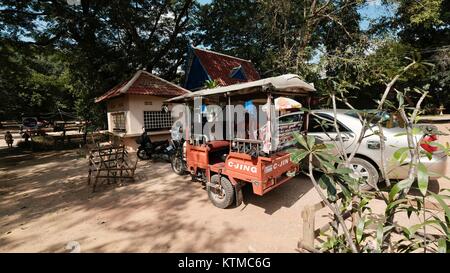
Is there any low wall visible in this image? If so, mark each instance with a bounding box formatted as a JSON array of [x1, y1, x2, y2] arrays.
[[110, 132, 171, 151]]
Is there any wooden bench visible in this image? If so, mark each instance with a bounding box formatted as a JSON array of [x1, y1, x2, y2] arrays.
[[87, 145, 138, 192]]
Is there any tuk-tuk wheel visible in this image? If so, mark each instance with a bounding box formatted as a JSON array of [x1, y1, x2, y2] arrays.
[[208, 175, 234, 209]]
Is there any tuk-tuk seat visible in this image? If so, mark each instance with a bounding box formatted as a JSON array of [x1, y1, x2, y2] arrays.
[[206, 140, 229, 151]]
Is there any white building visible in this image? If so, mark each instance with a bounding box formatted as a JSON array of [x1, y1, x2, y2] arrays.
[[95, 70, 190, 150]]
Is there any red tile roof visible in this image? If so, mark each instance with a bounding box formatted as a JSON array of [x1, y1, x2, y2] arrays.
[[95, 70, 190, 103], [192, 47, 260, 86]]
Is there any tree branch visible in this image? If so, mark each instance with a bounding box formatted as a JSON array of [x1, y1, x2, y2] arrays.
[[325, 14, 353, 40], [377, 61, 417, 111], [307, 153, 358, 253]]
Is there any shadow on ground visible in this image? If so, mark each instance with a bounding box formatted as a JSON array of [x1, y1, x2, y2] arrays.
[[0, 150, 245, 252], [241, 175, 313, 215]]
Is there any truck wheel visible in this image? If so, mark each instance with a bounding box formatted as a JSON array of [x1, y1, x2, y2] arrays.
[[208, 175, 235, 209], [171, 155, 186, 175]]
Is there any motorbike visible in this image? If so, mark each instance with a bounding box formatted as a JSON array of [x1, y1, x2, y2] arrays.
[[170, 139, 187, 175], [136, 136, 174, 162]]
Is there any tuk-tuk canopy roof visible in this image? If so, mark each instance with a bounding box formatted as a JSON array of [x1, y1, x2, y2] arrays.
[[166, 74, 315, 103]]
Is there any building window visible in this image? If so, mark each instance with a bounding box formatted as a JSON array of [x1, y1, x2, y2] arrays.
[[144, 111, 173, 131], [111, 112, 126, 132]]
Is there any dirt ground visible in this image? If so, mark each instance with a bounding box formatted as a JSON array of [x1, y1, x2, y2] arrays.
[[0, 123, 449, 253], [0, 150, 326, 252]]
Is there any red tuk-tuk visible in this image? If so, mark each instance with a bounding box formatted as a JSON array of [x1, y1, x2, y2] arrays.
[[167, 74, 315, 208]]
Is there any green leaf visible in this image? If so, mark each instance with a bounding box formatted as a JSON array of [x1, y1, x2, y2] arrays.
[[438, 238, 447, 253], [394, 131, 408, 137], [430, 193, 450, 224], [415, 197, 422, 212], [412, 127, 423, 135], [383, 225, 395, 235], [402, 226, 411, 239], [315, 151, 342, 163], [386, 198, 408, 211], [314, 143, 328, 151], [290, 149, 309, 164], [360, 197, 370, 209], [429, 142, 448, 153], [389, 178, 414, 202], [335, 167, 353, 174], [318, 174, 337, 201], [306, 135, 316, 150], [336, 181, 351, 200], [408, 220, 441, 236], [392, 147, 409, 164], [406, 207, 413, 219], [322, 161, 336, 172], [431, 215, 450, 238], [417, 163, 429, 196], [356, 218, 365, 244], [318, 175, 326, 189], [376, 223, 383, 252], [438, 194, 450, 200], [325, 143, 335, 150], [293, 132, 308, 149]]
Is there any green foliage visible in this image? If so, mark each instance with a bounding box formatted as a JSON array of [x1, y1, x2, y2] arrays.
[[392, 147, 409, 164], [417, 163, 429, 196], [292, 123, 450, 253], [198, 0, 365, 80], [203, 79, 219, 89], [291, 132, 362, 203], [0, 0, 198, 124], [406, 0, 444, 26], [196, 0, 270, 72], [372, 0, 450, 112], [291, 65, 450, 252], [0, 41, 75, 120]]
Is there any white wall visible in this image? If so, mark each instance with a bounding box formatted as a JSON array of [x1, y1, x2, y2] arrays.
[[127, 94, 167, 136], [105, 94, 173, 146], [106, 96, 129, 134]]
